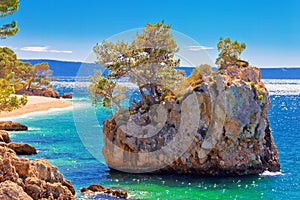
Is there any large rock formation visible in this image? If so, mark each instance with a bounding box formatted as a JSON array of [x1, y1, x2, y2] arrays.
[[102, 65, 280, 175], [0, 146, 76, 199]]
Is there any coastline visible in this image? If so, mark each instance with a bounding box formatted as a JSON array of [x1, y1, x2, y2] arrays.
[[0, 96, 73, 120]]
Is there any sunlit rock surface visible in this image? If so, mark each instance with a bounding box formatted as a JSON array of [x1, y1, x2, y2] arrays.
[[102, 66, 280, 176], [0, 146, 75, 199]]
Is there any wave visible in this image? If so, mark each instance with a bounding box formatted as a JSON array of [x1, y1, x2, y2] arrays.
[[263, 79, 300, 96], [28, 127, 41, 131], [260, 170, 284, 177]]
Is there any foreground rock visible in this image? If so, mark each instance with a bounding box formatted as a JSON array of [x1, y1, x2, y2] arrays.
[[0, 130, 11, 143], [0, 181, 33, 200], [81, 184, 127, 199], [102, 65, 280, 176], [0, 130, 37, 155], [0, 146, 76, 199], [16, 88, 60, 98], [0, 121, 28, 131]]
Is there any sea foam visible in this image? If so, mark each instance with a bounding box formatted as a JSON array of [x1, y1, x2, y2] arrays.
[[260, 170, 284, 177]]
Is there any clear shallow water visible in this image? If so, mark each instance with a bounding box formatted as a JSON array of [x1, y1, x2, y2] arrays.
[[7, 79, 300, 199]]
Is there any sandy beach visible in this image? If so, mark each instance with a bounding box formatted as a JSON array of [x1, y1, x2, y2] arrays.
[[0, 96, 72, 119]]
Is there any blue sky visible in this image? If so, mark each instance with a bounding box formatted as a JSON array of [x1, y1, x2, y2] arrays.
[[0, 0, 299, 67]]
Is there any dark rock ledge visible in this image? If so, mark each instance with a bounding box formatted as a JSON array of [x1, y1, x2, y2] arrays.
[[81, 184, 128, 199], [0, 130, 36, 155], [0, 121, 28, 131]]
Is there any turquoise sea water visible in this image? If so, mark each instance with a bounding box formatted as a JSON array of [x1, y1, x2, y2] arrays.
[[6, 79, 300, 199]]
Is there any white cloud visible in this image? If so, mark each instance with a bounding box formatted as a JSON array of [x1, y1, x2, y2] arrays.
[[185, 45, 214, 51], [20, 46, 72, 54]]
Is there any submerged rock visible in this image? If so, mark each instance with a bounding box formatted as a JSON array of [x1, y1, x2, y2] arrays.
[[0, 121, 28, 131], [0, 146, 76, 199], [81, 184, 128, 199], [102, 65, 280, 176]]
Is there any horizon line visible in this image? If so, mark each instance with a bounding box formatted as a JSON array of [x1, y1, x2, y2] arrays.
[[19, 58, 300, 69]]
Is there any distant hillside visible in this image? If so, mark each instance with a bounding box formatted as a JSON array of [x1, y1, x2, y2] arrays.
[[21, 59, 105, 77], [22, 59, 300, 79]]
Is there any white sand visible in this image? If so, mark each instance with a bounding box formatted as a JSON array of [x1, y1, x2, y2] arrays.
[[0, 96, 73, 119]]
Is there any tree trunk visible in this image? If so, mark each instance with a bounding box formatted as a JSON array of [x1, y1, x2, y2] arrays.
[[149, 83, 156, 104], [139, 86, 151, 105], [149, 64, 156, 104], [27, 81, 31, 90]]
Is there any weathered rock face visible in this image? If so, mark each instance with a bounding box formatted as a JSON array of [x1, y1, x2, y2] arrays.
[[0, 121, 28, 131], [102, 66, 280, 176], [16, 88, 60, 98], [0, 147, 75, 199], [0, 130, 11, 143], [0, 130, 37, 155], [0, 181, 33, 200]]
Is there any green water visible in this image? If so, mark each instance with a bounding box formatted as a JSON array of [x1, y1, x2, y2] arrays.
[[7, 94, 300, 199]]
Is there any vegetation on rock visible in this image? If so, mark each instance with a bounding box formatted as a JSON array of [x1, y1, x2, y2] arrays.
[[187, 64, 212, 88], [215, 37, 247, 69], [89, 21, 185, 110], [91, 21, 280, 175]]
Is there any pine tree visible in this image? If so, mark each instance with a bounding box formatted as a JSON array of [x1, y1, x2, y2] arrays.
[[0, 47, 27, 112], [215, 37, 246, 69], [0, 0, 19, 39], [90, 21, 185, 108]]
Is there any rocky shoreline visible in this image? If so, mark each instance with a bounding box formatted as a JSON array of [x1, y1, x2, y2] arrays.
[[16, 88, 72, 99], [102, 65, 280, 175], [0, 130, 37, 155], [0, 130, 76, 199], [0, 128, 128, 199]]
